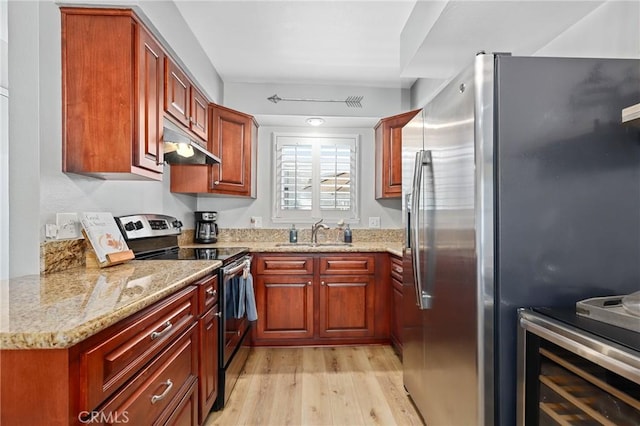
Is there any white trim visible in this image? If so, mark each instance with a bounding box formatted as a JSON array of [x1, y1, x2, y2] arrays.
[[271, 132, 360, 224]]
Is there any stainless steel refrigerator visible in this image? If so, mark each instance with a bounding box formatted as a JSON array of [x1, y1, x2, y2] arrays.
[[402, 53, 640, 426]]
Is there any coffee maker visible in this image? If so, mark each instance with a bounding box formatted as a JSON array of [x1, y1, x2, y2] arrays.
[[194, 211, 219, 243]]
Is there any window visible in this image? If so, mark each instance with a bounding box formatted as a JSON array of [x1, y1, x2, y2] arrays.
[[273, 133, 359, 223]]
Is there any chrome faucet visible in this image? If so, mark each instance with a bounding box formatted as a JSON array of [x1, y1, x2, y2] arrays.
[[311, 219, 329, 244]]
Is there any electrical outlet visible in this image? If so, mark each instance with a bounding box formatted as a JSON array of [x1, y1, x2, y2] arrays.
[[45, 223, 58, 239], [368, 217, 381, 229], [56, 213, 81, 239], [250, 216, 263, 228]]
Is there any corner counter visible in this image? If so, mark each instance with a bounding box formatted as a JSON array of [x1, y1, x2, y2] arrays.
[[0, 259, 221, 350]]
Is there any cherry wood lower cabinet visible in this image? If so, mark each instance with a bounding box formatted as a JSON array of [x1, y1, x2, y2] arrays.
[[193, 274, 219, 424], [0, 275, 221, 426], [389, 254, 404, 357], [252, 253, 390, 346]]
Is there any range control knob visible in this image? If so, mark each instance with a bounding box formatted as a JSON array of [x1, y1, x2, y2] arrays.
[[134, 220, 144, 230], [172, 220, 183, 229], [124, 221, 135, 231]]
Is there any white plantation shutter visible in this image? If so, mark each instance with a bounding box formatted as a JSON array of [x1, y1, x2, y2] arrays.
[[274, 134, 358, 222], [279, 144, 313, 210]]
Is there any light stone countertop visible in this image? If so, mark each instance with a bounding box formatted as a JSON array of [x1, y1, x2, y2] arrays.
[[181, 241, 404, 258], [0, 260, 221, 350]]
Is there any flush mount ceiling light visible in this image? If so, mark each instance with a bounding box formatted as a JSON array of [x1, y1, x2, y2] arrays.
[[306, 117, 325, 126]]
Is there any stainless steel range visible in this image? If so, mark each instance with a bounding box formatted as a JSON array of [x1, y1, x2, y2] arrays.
[[115, 214, 252, 412]]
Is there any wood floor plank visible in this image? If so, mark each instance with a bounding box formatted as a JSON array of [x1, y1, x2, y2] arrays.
[[342, 346, 398, 425], [301, 347, 334, 425], [323, 347, 366, 426], [204, 345, 424, 426], [267, 348, 303, 425]]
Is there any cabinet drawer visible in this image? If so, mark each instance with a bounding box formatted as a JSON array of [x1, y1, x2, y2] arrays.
[[390, 256, 403, 282], [195, 273, 219, 313], [256, 256, 313, 275], [81, 285, 197, 411], [319, 255, 375, 275], [93, 324, 198, 426]]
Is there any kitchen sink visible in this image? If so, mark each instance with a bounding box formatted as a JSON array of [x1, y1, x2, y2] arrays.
[[275, 242, 353, 247]]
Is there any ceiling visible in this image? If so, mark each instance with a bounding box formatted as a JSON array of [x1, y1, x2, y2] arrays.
[[175, 1, 606, 90]]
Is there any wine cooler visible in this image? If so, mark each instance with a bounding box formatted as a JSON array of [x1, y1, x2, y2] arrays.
[[517, 307, 639, 425]]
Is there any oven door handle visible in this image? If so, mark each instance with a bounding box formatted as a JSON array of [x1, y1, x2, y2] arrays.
[[223, 257, 250, 276]]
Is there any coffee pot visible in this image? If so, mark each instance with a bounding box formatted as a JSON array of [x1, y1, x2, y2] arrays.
[[194, 211, 219, 243]]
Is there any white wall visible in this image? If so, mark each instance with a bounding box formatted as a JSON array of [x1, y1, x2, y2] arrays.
[[197, 125, 403, 229], [1, 0, 8, 280], [533, 1, 640, 58], [409, 0, 640, 109], [207, 81, 409, 230], [7, 0, 224, 277]]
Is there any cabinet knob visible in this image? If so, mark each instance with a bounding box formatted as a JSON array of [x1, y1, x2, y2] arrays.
[[307, 281, 312, 286], [321, 281, 326, 286], [213, 180, 220, 185], [206, 288, 217, 297], [214, 311, 222, 317]]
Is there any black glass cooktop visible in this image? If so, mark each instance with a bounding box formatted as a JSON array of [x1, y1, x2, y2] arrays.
[[136, 246, 249, 264]]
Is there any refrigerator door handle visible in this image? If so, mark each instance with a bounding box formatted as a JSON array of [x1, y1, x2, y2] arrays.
[[411, 150, 434, 309]]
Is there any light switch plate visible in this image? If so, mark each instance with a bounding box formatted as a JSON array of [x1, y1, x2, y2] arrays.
[[56, 213, 81, 239], [368, 217, 381, 228]]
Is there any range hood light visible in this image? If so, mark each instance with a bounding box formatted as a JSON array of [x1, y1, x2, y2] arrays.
[[162, 121, 221, 165], [175, 143, 195, 158]]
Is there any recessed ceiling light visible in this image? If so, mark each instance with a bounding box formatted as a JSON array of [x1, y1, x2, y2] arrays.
[[306, 117, 325, 126]]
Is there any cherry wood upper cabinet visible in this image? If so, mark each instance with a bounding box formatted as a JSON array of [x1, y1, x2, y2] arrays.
[[374, 109, 421, 198], [164, 58, 209, 143], [165, 59, 191, 128], [170, 104, 258, 198], [61, 8, 165, 180], [210, 104, 258, 197]]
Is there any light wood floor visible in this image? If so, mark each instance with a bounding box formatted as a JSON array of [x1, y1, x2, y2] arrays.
[[204, 345, 424, 426]]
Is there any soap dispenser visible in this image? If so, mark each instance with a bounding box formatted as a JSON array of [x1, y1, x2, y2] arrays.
[[343, 224, 352, 243], [289, 224, 298, 243]]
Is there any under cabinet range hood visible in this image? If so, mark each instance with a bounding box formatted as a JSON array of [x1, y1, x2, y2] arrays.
[[622, 103, 640, 126], [162, 121, 220, 165]]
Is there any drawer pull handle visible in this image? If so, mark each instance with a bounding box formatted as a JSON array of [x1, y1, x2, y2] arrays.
[[393, 266, 403, 273], [206, 288, 217, 297], [150, 321, 173, 340], [150, 379, 173, 404]]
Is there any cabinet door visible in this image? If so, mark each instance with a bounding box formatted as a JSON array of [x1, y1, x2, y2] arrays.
[[165, 58, 191, 128], [190, 87, 209, 142], [375, 109, 420, 199], [319, 275, 375, 338], [137, 27, 164, 173], [390, 277, 403, 355], [210, 105, 257, 197], [254, 275, 314, 340], [198, 305, 219, 424]]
